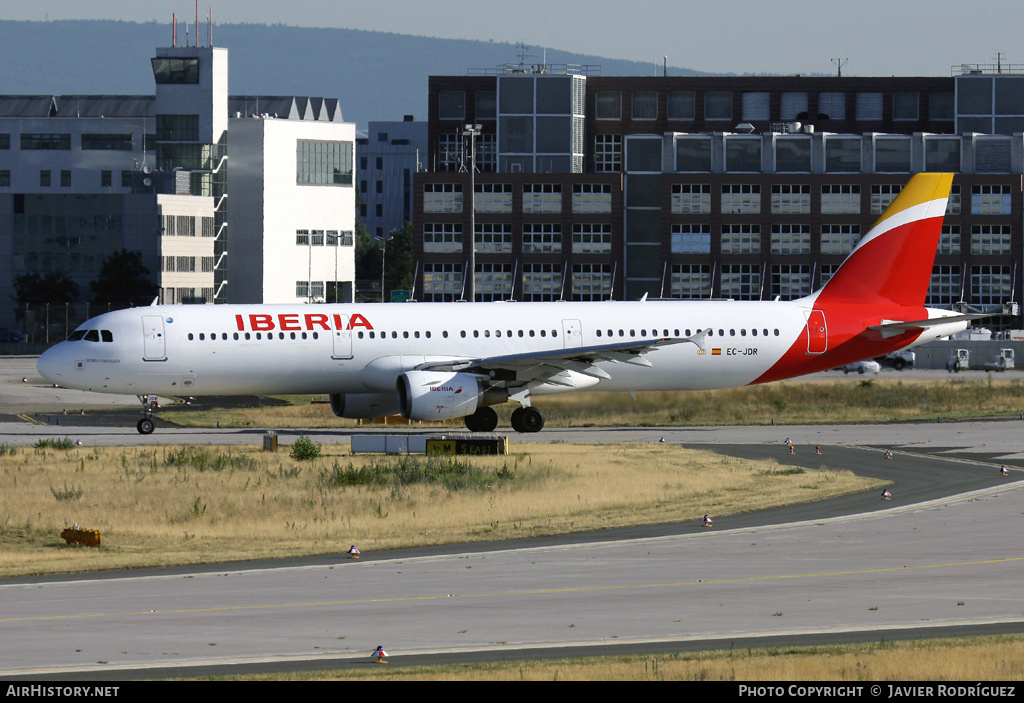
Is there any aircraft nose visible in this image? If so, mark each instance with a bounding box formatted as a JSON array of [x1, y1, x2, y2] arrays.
[[37, 345, 67, 385]]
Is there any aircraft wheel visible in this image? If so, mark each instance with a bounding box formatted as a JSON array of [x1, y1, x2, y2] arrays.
[[464, 407, 498, 433], [137, 418, 155, 435], [893, 360, 905, 371], [512, 407, 544, 433]]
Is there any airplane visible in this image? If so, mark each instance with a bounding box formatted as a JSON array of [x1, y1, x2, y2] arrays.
[[37, 172, 978, 435]]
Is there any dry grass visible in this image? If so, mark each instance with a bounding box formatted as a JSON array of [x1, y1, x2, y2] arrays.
[[164, 376, 1024, 430], [207, 635, 1024, 681], [0, 442, 876, 577]]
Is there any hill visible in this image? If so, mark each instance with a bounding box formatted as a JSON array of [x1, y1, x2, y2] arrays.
[[0, 19, 706, 128]]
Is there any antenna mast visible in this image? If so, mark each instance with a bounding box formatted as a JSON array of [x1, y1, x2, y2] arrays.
[[831, 58, 848, 78]]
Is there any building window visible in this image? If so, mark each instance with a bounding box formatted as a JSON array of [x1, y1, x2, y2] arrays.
[[423, 263, 463, 301], [820, 225, 861, 256], [855, 92, 883, 120], [0, 170, 9, 187], [21, 134, 71, 150], [40, 170, 51, 187], [572, 183, 612, 214], [60, 170, 71, 187], [101, 170, 112, 187], [297, 140, 353, 186], [572, 264, 612, 301], [970, 266, 1012, 306], [151, 57, 199, 84], [667, 92, 695, 120], [775, 137, 812, 172], [741, 92, 770, 121], [825, 137, 862, 172], [423, 223, 463, 253], [721, 184, 760, 214], [971, 185, 1011, 215], [522, 264, 562, 301], [893, 92, 919, 120], [705, 92, 733, 120], [631, 92, 658, 120], [771, 265, 812, 300], [720, 265, 761, 300], [523, 183, 562, 214], [671, 183, 710, 214], [476, 263, 513, 301], [821, 184, 860, 214], [475, 223, 513, 254], [947, 185, 961, 216], [595, 92, 622, 120], [438, 91, 466, 120], [522, 224, 562, 253], [436, 134, 462, 172], [938, 225, 960, 255], [671, 264, 711, 299], [155, 114, 200, 141], [780, 92, 809, 120], [0, 134, 9, 149], [81, 134, 133, 150], [817, 92, 846, 120], [720, 224, 761, 254], [676, 137, 712, 172], [770, 225, 811, 255], [770, 184, 810, 214], [870, 184, 902, 214], [928, 265, 961, 306], [423, 183, 463, 213], [594, 134, 622, 172], [925, 138, 960, 171], [929, 92, 955, 120], [671, 224, 711, 254], [572, 224, 612, 254], [970, 225, 1011, 255], [474, 183, 512, 213], [725, 136, 761, 171], [875, 138, 912, 172]]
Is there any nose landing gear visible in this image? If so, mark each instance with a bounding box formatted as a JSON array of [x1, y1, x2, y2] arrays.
[[136, 394, 160, 434]]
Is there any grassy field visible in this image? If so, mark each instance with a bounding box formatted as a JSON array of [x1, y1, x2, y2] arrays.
[[0, 441, 877, 578], [163, 376, 1024, 430], [204, 635, 1024, 681]]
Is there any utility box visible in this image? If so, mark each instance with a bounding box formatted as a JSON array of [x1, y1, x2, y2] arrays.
[[60, 527, 101, 547], [263, 432, 278, 452]]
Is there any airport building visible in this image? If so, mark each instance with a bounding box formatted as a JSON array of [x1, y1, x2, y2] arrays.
[[413, 66, 1024, 318], [356, 116, 428, 240], [0, 40, 356, 331]]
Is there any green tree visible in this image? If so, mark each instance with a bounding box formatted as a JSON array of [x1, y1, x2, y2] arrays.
[[13, 272, 79, 309], [355, 220, 414, 302], [89, 249, 159, 309]]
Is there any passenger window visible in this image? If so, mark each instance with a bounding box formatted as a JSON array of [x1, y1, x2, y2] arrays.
[[188, 333, 194, 341], [245, 332, 251, 340], [540, 330, 546, 337], [752, 329, 758, 336]]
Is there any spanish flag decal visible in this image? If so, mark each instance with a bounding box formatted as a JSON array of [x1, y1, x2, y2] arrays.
[[711, 348, 722, 356]]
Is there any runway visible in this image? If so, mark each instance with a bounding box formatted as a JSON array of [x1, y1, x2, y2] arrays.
[[2, 356, 1024, 679]]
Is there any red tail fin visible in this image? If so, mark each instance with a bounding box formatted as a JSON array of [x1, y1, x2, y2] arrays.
[[815, 173, 953, 306]]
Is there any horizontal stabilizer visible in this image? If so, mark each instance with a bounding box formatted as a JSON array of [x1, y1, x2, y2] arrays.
[[868, 313, 989, 339]]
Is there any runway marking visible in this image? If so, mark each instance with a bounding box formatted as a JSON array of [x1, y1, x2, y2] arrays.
[[4, 555, 1023, 624]]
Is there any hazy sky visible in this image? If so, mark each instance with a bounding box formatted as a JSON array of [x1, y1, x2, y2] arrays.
[[3, 0, 1020, 77]]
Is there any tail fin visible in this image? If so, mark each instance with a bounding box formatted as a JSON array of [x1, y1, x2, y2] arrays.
[[816, 173, 953, 307]]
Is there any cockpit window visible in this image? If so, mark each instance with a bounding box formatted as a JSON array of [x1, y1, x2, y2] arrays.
[[68, 330, 86, 341], [84, 330, 100, 342], [101, 330, 113, 342]]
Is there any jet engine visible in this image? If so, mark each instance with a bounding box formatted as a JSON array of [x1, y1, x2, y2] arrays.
[[329, 393, 400, 420], [397, 371, 507, 421]]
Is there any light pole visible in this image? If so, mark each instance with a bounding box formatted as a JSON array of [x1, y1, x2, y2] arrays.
[[462, 123, 481, 301]]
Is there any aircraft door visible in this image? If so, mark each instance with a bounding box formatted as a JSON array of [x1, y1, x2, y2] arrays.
[[332, 315, 353, 359], [562, 319, 583, 348], [805, 310, 827, 355], [142, 315, 167, 361]]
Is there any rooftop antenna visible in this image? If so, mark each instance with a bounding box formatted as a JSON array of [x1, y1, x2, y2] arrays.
[[172, 13, 177, 47], [831, 58, 848, 78], [208, 7, 213, 47], [664, 56, 668, 77]]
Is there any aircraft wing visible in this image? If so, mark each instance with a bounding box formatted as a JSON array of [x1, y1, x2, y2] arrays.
[[416, 328, 710, 387]]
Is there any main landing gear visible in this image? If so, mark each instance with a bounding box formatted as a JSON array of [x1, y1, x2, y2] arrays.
[[136, 394, 159, 434], [462, 405, 546, 433]]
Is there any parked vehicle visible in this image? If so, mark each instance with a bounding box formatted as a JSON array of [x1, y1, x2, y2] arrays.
[[947, 349, 969, 372], [839, 360, 881, 375], [875, 349, 915, 371], [0, 328, 25, 343]]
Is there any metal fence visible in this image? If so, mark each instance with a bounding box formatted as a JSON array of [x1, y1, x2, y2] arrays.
[[15, 303, 120, 345]]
